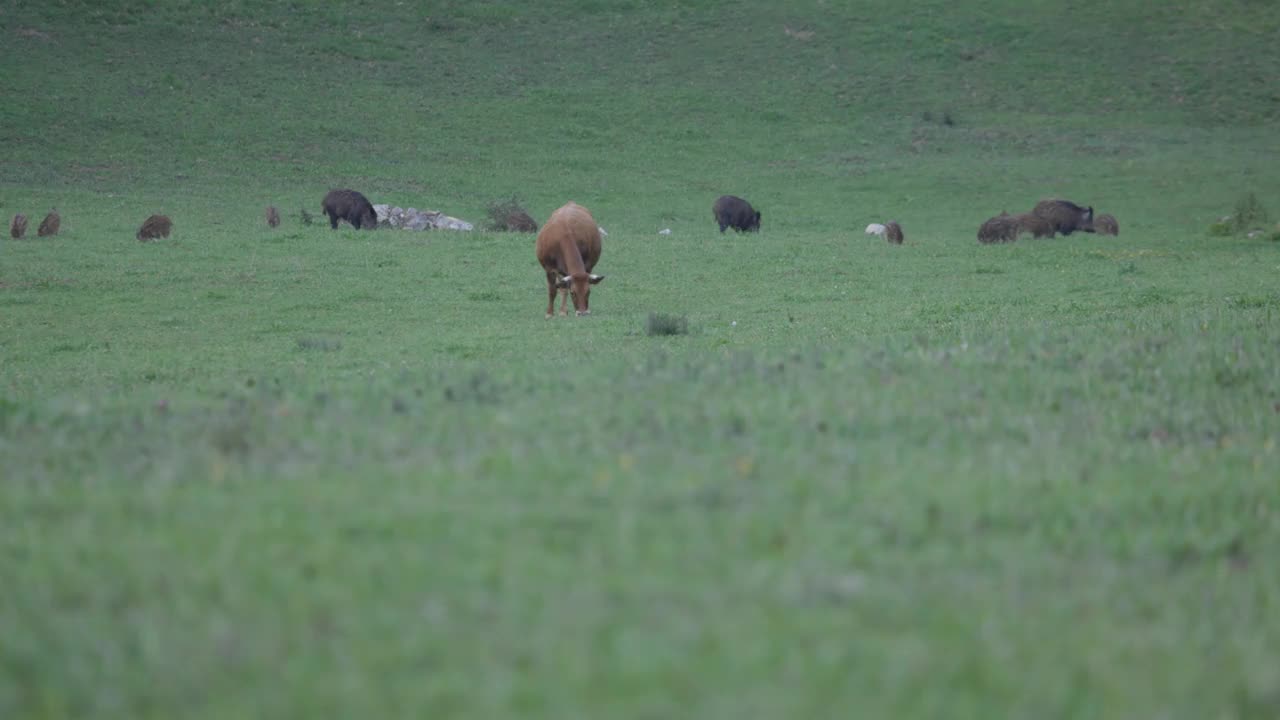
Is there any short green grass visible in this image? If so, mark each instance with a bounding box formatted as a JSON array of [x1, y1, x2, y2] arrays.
[[3, 1, 1280, 718]]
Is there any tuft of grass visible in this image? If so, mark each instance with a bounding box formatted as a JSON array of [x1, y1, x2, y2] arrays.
[[296, 337, 342, 352], [646, 312, 689, 336], [1214, 193, 1271, 236]]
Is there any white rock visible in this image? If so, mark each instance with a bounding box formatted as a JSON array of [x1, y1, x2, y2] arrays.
[[375, 205, 474, 231], [865, 223, 886, 237], [659, 228, 672, 235]]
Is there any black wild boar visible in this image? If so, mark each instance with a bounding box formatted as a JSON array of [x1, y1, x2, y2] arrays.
[[712, 195, 761, 233], [1031, 199, 1095, 236], [321, 189, 377, 230]]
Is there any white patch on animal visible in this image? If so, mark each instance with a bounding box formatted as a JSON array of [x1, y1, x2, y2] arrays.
[[865, 223, 886, 236]]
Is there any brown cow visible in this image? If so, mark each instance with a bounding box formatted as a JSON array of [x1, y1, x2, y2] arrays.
[[535, 201, 604, 317]]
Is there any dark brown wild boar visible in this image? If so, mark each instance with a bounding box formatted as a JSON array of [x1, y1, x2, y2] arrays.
[[1014, 213, 1055, 238], [1031, 199, 1095, 236], [137, 214, 173, 241], [884, 221, 904, 244], [1094, 213, 1119, 236], [37, 208, 60, 237], [535, 201, 604, 317], [321, 189, 377, 230], [712, 195, 761, 233], [10, 214, 27, 239], [977, 212, 1019, 244]]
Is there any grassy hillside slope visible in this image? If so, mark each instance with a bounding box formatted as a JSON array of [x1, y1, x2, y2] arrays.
[[2, 1, 1279, 718]]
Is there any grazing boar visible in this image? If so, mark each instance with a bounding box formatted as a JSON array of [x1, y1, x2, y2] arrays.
[[1094, 213, 1119, 235], [10, 214, 27, 239], [535, 201, 604, 317], [37, 208, 60, 237], [1014, 212, 1055, 239], [266, 206, 281, 228], [136, 214, 173, 241], [712, 195, 761, 233], [884, 221, 904, 244], [321, 189, 378, 230], [977, 212, 1019, 244], [1031, 199, 1095, 236]]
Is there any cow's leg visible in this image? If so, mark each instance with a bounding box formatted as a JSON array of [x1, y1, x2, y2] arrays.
[[545, 278, 557, 318], [559, 288, 570, 316]]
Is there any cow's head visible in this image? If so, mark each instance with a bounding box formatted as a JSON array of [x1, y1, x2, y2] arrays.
[[557, 272, 605, 315]]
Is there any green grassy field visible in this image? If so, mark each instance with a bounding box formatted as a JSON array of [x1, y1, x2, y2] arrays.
[[3, 1, 1280, 717]]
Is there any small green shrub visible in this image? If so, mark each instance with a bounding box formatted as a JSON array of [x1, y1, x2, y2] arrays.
[[1214, 193, 1271, 236], [1207, 220, 1233, 237], [1232, 192, 1269, 231], [645, 312, 688, 337]]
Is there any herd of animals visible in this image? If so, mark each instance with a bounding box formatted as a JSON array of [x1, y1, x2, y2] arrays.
[[7, 189, 1120, 318]]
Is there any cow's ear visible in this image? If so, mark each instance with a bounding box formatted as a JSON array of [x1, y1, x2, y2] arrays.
[[588, 274, 605, 284], [556, 275, 571, 288]]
